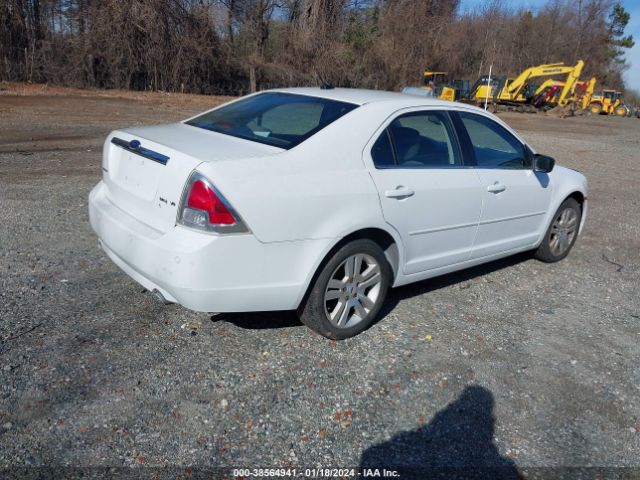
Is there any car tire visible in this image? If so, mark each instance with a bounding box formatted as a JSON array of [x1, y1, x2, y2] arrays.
[[534, 197, 582, 263], [298, 239, 392, 340]]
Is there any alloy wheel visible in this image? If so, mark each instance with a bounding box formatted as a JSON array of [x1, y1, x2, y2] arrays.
[[549, 207, 578, 256], [323, 253, 382, 329]]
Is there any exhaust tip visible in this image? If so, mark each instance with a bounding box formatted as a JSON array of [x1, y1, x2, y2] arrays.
[[151, 289, 173, 305]]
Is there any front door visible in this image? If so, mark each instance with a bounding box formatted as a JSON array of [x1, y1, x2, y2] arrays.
[[454, 111, 552, 259]]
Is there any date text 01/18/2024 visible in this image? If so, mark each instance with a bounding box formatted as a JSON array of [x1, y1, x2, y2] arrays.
[[231, 468, 400, 478]]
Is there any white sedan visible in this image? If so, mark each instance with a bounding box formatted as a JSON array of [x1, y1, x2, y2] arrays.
[[89, 88, 587, 339]]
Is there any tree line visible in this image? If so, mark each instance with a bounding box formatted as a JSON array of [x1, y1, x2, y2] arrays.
[[0, 0, 634, 95]]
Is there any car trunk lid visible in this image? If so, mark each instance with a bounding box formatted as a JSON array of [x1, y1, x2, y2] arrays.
[[102, 123, 282, 233]]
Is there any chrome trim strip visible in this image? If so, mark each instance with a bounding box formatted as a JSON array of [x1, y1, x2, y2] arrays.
[[409, 221, 477, 236], [478, 210, 547, 226], [111, 137, 170, 165]]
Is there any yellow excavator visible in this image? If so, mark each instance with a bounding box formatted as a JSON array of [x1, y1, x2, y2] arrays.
[[588, 90, 629, 116], [532, 76, 597, 111], [471, 60, 585, 109], [577, 77, 597, 110], [530, 79, 568, 109]]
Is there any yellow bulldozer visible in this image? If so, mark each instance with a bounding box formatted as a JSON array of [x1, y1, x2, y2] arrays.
[[588, 90, 630, 116], [419, 71, 467, 102]]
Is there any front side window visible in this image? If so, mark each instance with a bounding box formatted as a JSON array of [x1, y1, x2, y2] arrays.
[[458, 112, 530, 169], [186, 93, 358, 150], [371, 110, 461, 168]]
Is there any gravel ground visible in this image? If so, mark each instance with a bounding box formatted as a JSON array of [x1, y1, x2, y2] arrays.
[[1, 88, 639, 478]]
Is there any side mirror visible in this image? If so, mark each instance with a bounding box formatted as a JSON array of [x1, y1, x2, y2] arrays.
[[534, 154, 555, 173]]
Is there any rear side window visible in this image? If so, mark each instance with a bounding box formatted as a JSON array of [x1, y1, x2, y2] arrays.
[[186, 93, 358, 150], [458, 112, 530, 169], [371, 110, 461, 168], [371, 130, 395, 167]]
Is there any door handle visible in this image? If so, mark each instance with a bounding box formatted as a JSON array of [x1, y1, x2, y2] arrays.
[[487, 182, 506, 193], [385, 186, 415, 199]]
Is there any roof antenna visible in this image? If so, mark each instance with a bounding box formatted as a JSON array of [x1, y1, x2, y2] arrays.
[[314, 69, 334, 90]]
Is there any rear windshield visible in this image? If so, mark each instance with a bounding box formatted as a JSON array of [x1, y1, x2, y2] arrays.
[[185, 92, 358, 149]]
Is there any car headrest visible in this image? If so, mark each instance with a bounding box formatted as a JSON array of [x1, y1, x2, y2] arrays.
[[390, 126, 420, 144]]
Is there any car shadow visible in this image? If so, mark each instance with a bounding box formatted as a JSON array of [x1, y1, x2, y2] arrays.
[[212, 310, 303, 329], [359, 385, 522, 480], [376, 251, 532, 321], [214, 252, 532, 332]]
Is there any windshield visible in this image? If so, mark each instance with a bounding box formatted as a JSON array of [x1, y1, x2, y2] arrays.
[[185, 92, 358, 150]]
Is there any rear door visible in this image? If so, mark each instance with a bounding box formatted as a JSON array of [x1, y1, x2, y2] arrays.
[[453, 111, 552, 259], [365, 109, 484, 275]]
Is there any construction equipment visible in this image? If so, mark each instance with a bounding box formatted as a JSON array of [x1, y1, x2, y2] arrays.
[[533, 77, 597, 111], [422, 72, 453, 101], [410, 62, 597, 118], [424, 72, 543, 109], [420, 71, 469, 102], [575, 77, 597, 110], [471, 60, 585, 110], [531, 80, 567, 109], [588, 90, 629, 116]]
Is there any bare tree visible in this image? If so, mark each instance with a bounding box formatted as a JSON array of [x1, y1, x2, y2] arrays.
[[0, 0, 634, 93]]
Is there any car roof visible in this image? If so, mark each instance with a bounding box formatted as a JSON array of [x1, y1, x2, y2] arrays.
[[266, 87, 528, 150], [268, 87, 463, 108]]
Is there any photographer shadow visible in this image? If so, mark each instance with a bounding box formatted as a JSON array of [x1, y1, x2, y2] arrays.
[[360, 385, 522, 480]]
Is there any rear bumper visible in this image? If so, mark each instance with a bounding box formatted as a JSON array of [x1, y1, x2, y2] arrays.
[[88, 182, 329, 312]]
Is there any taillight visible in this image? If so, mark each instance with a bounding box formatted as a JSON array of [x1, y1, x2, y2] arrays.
[[177, 172, 249, 234], [186, 179, 235, 225]]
